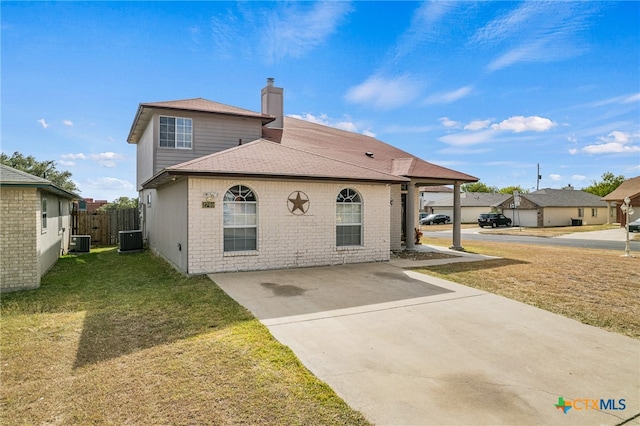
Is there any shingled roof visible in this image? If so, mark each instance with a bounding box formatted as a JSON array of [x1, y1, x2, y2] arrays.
[[275, 117, 478, 184], [127, 98, 275, 144], [520, 188, 606, 207], [143, 139, 409, 188], [431, 192, 510, 207], [601, 176, 640, 201], [135, 97, 478, 186], [0, 164, 79, 199]]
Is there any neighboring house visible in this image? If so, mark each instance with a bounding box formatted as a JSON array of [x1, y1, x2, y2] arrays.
[[127, 79, 478, 275], [79, 198, 108, 212], [431, 192, 511, 223], [601, 176, 640, 226], [494, 188, 608, 227], [0, 164, 79, 292], [419, 185, 453, 212]]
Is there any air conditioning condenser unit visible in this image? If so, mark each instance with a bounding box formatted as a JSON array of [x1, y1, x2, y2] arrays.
[[119, 230, 143, 253], [70, 235, 91, 253]]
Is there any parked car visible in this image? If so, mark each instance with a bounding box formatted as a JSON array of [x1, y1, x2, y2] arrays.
[[420, 214, 450, 225], [478, 213, 512, 228], [629, 218, 640, 232]]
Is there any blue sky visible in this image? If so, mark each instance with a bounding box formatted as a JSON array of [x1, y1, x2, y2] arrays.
[[2, 1, 639, 201]]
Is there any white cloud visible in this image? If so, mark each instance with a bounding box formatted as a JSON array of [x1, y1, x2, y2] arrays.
[[424, 85, 473, 105], [59, 160, 76, 167], [581, 131, 640, 154], [262, 1, 352, 62], [393, 1, 458, 59], [491, 116, 557, 133], [86, 177, 134, 191], [474, 1, 596, 71], [211, 2, 352, 63], [345, 74, 422, 110], [464, 119, 492, 131], [37, 118, 49, 129], [568, 148, 578, 155], [288, 113, 373, 136], [549, 174, 562, 181], [589, 92, 640, 107], [572, 175, 587, 181], [61, 153, 87, 160], [439, 117, 459, 128], [61, 152, 125, 167], [91, 152, 125, 161], [63, 120, 73, 126], [438, 129, 495, 146], [383, 124, 437, 134]]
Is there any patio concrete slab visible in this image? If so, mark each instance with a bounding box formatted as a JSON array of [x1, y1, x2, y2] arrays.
[[210, 263, 640, 425]]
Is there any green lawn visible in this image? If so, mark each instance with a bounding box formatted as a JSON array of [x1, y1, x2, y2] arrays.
[[0, 248, 370, 425]]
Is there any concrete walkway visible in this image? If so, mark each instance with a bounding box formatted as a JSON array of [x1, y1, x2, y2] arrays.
[[210, 255, 639, 425], [555, 226, 630, 241]]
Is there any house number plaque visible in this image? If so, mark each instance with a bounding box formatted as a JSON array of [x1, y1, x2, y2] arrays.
[[202, 201, 216, 208]]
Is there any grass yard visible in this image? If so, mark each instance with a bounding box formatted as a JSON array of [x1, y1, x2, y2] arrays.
[[0, 248, 370, 425], [419, 236, 640, 339]]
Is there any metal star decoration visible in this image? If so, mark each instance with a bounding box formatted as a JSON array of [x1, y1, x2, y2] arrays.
[[288, 191, 309, 214]]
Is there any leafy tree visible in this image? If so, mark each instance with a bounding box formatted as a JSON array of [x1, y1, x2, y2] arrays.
[[498, 185, 529, 194], [98, 197, 138, 211], [583, 172, 625, 197], [461, 182, 497, 193], [1, 151, 79, 193]]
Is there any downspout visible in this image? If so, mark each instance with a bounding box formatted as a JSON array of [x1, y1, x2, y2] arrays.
[[450, 182, 463, 251]]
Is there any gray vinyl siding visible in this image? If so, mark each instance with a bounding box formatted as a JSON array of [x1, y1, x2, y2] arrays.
[[137, 120, 155, 190], [151, 111, 263, 175]]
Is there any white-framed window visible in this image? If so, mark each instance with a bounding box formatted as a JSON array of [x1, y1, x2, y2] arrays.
[[591, 208, 597, 217], [42, 197, 48, 232], [223, 185, 257, 252], [578, 208, 584, 218], [159, 116, 192, 149], [336, 188, 362, 246]]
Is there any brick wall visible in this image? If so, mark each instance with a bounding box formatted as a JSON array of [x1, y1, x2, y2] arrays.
[[186, 178, 391, 274], [1, 187, 39, 291]]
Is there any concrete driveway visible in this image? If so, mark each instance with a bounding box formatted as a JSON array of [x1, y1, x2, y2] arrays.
[[210, 262, 639, 425]]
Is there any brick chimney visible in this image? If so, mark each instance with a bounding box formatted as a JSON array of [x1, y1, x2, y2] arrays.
[[261, 77, 283, 129]]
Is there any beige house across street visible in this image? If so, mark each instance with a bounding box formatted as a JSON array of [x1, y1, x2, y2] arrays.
[[127, 79, 478, 274], [495, 188, 608, 227], [0, 164, 79, 292]]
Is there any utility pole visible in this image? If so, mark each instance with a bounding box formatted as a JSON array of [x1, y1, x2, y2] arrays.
[[537, 163, 542, 191]]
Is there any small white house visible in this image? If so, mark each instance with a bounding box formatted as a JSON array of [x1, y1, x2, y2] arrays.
[[495, 188, 608, 227], [1, 164, 79, 292], [419, 185, 453, 212], [431, 192, 510, 223]]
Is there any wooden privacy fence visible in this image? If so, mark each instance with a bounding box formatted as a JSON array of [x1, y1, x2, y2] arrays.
[[72, 208, 140, 246]]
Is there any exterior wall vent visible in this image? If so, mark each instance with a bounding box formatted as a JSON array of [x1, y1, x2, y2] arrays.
[[119, 230, 144, 253], [70, 235, 91, 253]]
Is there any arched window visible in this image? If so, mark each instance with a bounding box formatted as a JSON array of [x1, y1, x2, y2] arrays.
[[336, 188, 362, 246], [223, 185, 257, 251]]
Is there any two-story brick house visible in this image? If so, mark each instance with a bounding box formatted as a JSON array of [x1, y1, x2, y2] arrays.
[[127, 79, 477, 274]]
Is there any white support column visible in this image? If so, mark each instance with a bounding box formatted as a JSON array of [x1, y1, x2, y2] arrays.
[[450, 182, 463, 251], [406, 182, 416, 250]]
